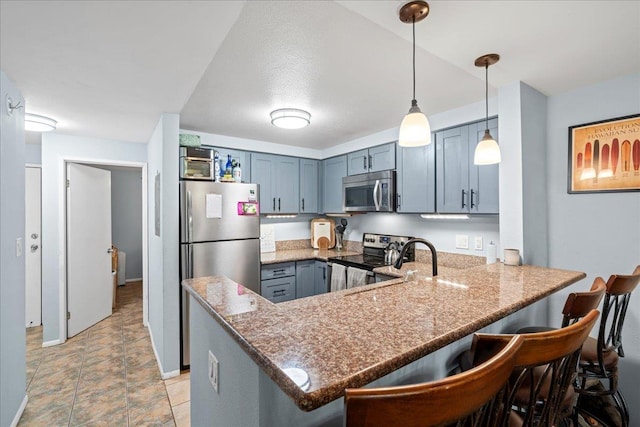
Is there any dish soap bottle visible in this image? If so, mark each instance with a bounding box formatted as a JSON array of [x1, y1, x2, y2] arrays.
[[233, 162, 242, 182]]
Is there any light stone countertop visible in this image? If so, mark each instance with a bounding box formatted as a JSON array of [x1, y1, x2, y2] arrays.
[[182, 263, 585, 411], [260, 248, 360, 264], [373, 261, 462, 279]]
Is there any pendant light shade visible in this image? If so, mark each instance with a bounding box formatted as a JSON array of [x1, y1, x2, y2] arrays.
[[270, 108, 310, 129], [398, 1, 431, 147], [399, 100, 431, 146], [473, 54, 501, 165]]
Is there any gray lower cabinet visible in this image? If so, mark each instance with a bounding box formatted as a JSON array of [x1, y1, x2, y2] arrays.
[[347, 142, 396, 175], [322, 155, 347, 213], [299, 159, 319, 213], [436, 118, 499, 214], [396, 142, 435, 213], [314, 261, 328, 295], [261, 260, 329, 302], [261, 262, 296, 303], [295, 260, 315, 299]]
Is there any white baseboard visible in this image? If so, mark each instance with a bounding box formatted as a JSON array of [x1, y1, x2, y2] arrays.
[[42, 339, 61, 348], [10, 394, 28, 427], [147, 324, 179, 380], [125, 277, 142, 282]]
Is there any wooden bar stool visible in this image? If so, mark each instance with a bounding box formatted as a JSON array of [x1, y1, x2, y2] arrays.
[[471, 310, 600, 427], [575, 265, 640, 427], [344, 335, 523, 427]]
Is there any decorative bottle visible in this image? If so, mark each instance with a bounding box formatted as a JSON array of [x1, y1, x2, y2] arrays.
[[233, 162, 242, 182], [224, 155, 233, 179]]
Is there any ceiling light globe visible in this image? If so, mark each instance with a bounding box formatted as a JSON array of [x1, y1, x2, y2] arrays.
[[24, 113, 57, 132], [270, 109, 310, 130], [474, 131, 501, 165], [399, 111, 431, 147]]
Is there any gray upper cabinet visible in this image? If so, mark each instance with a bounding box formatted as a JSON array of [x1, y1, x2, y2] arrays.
[[396, 142, 435, 213], [251, 153, 299, 214], [299, 159, 319, 214], [468, 119, 499, 214], [347, 142, 396, 175], [322, 155, 347, 213], [436, 119, 499, 214]]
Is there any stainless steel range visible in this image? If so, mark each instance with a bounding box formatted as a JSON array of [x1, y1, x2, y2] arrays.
[[327, 233, 415, 289]]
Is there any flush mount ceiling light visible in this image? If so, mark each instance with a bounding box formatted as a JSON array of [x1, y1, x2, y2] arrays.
[[398, 1, 431, 147], [474, 54, 501, 165], [25, 113, 57, 132], [270, 108, 310, 130]]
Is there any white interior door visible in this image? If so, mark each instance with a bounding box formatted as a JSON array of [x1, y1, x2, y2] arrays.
[[67, 163, 112, 337], [25, 166, 42, 327]]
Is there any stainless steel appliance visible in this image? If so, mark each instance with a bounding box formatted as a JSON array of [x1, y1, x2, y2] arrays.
[[327, 233, 414, 286], [342, 170, 396, 212], [179, 146, 216, 180], [179, 181, 260, 368]]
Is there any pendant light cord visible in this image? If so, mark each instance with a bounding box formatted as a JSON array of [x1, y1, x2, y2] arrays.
[[485, 62, 489, 129], [412, 15, 416, 101]]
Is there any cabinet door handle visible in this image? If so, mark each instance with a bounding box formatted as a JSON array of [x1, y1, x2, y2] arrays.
[[470, 189, 476, 209], [273, 197, 276, 211], [301, 198, 305, 211], [363, 157, 367, 170], [273, 289, 286, 297], [368, 155, 372, 170], [278, 198, 281, 211], [323, 267, 326, 280], [461, 189, 467, 209], [397, 194, 401, 209]]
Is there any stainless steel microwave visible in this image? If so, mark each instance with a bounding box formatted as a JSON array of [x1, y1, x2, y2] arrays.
[[179, 146, 216, 180], [343, 170, 396, 212]]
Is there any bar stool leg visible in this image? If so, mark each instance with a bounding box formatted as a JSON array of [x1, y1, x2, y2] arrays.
[[612, 389, 629, 427]]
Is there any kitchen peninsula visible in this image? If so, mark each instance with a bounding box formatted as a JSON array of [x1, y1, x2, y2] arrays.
[[183, 263, 585, 427]]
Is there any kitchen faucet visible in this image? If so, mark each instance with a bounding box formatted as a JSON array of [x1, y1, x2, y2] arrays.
[[394, 238, 438, 277]]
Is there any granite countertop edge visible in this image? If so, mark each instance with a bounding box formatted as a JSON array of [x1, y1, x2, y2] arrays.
[[182, 265, 586, 411]]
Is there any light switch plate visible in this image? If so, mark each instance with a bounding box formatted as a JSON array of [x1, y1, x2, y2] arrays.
[[208, 350, 219, 392], [455, 234, 469, 249], [474, 236, 483, 251]]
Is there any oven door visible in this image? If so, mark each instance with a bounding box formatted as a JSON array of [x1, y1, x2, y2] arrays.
[[326, 262, 376, 291]]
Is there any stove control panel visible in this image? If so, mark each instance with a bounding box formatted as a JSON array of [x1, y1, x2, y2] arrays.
[[362, 233, 413, 249]]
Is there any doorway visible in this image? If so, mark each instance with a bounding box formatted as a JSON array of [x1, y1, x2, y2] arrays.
[[25, 165, 41, 327], [62, 160, 148, 339]]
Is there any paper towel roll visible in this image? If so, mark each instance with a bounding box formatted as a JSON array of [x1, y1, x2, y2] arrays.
[[486, 241, 497, 264]]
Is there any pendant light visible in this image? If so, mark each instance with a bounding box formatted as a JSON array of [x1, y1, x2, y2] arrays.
[[398, 1, 431, 147], [473, 54, 501, 165]]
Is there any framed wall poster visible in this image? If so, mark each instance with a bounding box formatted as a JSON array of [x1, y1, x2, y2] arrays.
[[568, 114, 640, 193]]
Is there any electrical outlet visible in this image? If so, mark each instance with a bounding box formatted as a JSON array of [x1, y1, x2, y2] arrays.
[[474, 236, 483, 251], [455, 234, 469, 249], [208, 350, 219, 392]]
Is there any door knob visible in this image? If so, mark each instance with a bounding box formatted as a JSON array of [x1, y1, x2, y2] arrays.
[[31, 233, 39, 239], [107, 247, 114, 254], [30, 244, 38, 252]]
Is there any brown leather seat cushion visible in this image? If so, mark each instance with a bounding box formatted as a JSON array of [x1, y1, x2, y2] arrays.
[[579, 337, 618, 368], [512, 365, 576, 418]]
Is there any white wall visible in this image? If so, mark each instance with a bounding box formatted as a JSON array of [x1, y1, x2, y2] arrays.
[[110, 168, 143, 280], [1, 70, 27, 427], [40, 133, 146, 344], [146, 113, 180, 376], [546, 73, 640, 420], [25, 141, 41, 165]]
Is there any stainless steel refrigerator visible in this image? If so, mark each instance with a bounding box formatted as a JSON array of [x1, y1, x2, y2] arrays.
[[179, 181, 260, 368]]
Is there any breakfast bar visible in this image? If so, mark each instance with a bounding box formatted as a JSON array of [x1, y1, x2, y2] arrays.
[[183, 263, 585, 427]]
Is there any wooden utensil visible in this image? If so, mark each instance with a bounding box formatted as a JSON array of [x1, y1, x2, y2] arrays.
[[318, 237, 330, 250]]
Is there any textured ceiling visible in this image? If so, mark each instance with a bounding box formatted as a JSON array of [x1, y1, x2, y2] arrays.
[[2, 1, 639, 148]]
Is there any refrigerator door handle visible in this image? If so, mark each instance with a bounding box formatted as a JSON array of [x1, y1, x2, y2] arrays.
[[186, 190, 193, 242], [187, 244, 194, 278]]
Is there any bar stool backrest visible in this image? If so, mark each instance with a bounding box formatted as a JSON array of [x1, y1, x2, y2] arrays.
[[559, 277, 606, 327], [343, 335, 523, 427], [473, 310, 599, 427], [598, 265, 640, 358]]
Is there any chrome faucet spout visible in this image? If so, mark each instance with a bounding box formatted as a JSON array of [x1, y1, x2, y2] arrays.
[[394, 238, 438, 277]]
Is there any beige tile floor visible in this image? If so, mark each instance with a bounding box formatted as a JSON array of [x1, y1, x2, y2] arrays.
[[21, 281, 191, 427]]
